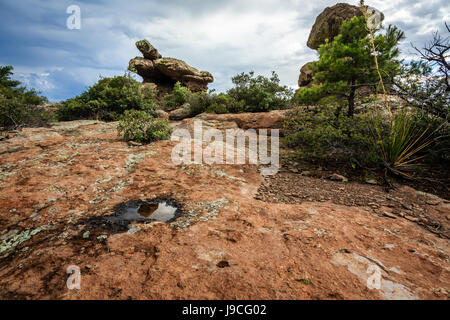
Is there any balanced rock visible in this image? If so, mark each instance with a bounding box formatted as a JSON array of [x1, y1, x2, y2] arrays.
[[307, 3, 383, 50], [129, 40, 214, 96]]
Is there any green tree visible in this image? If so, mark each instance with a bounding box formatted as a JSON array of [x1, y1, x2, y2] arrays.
[[227, 71, 294, 112], [0, 65, 48, 129], [57, 73, 156, 121], [296, 16, 404, 117], [0, 66, 21, 89]]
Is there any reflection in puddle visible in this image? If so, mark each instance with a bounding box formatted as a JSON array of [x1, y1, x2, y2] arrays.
[[108, 200, 179, 223]]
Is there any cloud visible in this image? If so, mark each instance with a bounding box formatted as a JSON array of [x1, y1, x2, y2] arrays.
[[0, 0, 448, 101]]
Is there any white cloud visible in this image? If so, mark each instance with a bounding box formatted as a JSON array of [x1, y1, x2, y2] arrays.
[[1, 0, 449, 100]]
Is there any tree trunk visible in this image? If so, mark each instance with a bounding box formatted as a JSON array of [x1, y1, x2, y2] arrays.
[[347, 87, 356, 117]]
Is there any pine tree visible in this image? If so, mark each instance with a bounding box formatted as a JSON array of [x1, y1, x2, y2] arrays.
[[296, 16, 404, 117]]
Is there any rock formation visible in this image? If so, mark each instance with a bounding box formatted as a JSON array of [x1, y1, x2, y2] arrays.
[[298, 3, 384, 89], [128, 40, 214, 97], [307, 3, 364, 50], [298, 61, 317, 88]]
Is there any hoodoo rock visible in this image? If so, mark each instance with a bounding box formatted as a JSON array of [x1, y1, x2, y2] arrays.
[[298, 3, 384, 90], [128, 40, 214, 96], [306, 3, 384, 50]]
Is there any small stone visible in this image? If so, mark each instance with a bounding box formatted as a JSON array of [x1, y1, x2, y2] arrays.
[[405, 216, 419, 222], [82, 231, 90, 239], [128, 141, 143, 147], [426, 199, 441, 206], [401, 203, 413, 211], [366, 179, 378, 185], [382, 212, 397, 219], [328, 173, 348, 183]]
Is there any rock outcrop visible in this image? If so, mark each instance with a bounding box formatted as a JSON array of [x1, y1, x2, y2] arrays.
[[1, 119, 449, 299], [298, 62, 317, 88], [298, 3, 383, 89], [307, 3, 365, 50], [129, 40, 214, 96]]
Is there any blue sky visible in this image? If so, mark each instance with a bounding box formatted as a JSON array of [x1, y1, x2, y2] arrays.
[[0, 0, 448, 101]]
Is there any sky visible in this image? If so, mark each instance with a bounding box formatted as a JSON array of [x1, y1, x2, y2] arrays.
[[0, 0, 448, 102]]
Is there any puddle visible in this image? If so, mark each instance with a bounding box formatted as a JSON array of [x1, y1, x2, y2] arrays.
[[77, 198, 185, 235], [108, 198, 182, 224]]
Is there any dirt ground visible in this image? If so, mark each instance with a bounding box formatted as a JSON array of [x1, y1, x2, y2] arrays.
[[0, 119, 449, 300]]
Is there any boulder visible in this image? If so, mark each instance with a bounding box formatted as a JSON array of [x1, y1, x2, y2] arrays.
[[196, 109, 290, 131], [298, 61, 317, 88], [129, 40, 214, 97], [307, 3, 383, 50], [136, 40, 162, 60], [154, 109, 169, 119], [169, 103, 192, 120]]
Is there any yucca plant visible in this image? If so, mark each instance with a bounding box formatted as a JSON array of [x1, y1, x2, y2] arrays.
[[380, 110, 437, 178]]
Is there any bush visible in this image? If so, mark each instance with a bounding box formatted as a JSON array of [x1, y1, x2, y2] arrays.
[[412, 111, 449, 163], [284, 105, 382, 167], [163, 81, 190, 110], [0, 66, 48, 129], [117, 110, 172, 143], [186, 91, 211, 116], [227, 71, 294, 112], [57, 74, 156, 121]]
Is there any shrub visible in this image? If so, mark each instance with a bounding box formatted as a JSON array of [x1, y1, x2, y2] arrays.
[[376, 109, 444, 177], [227, 71, 294, 112], [186, 91, 211, 116], [117, 109, 172, 143], [57, 74, 156, 121], [163, 81, 190, 110], [284, 104, 382, 167], [0, 66, 48, 129]]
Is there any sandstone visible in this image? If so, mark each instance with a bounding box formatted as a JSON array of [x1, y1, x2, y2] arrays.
[[169, 103, 192, 121], [129, 40, 214, 97], [298, 61, 317, 88], [307, 3, 384, 50], [0, 119, 448, 300]]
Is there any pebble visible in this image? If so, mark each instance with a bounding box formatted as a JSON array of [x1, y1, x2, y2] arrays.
[[382, 212, 397, 219], [328, 174, 348, 183], [405, 216, 419, 222], [426, 199, 441, 206]]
